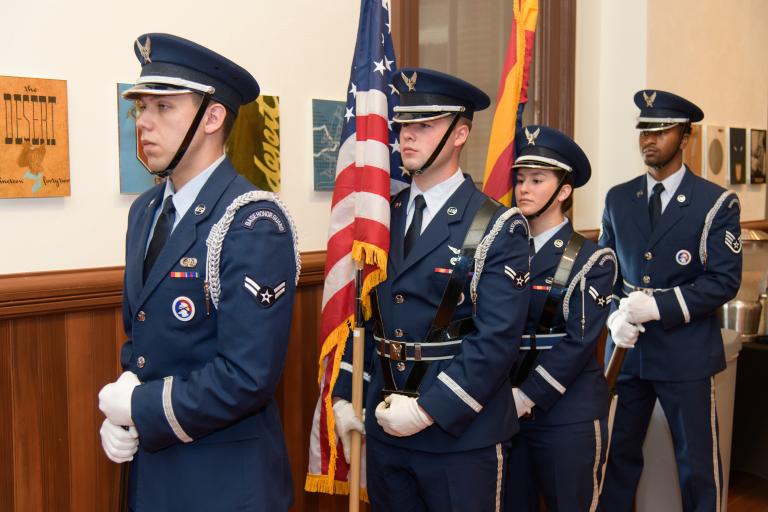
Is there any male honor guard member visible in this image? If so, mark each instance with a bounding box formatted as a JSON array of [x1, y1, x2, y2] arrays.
[[97, 34, 299, 511], [332, 68, 531, 511], [599, 90, 742, 512], [505, 126, 616, 511]]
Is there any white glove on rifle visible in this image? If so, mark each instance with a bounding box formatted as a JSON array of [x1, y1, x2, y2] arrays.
[[332, 398, 365, 464], [375, 393, 433, 437], [512, 387, 535, 418], [607, 309, 645, 349], [620, 291, 661, 324], [99, 418, 139, 463], [98, 371, 141, 426]]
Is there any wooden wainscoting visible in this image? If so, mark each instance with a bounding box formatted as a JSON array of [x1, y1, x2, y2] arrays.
[[0, 251, 367, 512]]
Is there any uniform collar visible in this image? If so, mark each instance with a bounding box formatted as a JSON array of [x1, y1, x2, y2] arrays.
[[407, 167, 465, 218], [163, 153, 226, 223], [533, 218, 569, 253], [646, 163, 685, 199]]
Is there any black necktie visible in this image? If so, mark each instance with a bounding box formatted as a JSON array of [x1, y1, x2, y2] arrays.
[[404, 194, 426, 258], [648, 182, 664, 230], [144, 195, 176, 282]]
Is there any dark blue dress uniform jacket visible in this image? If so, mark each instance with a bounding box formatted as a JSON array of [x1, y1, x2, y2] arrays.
[[335, 176, 531, 452], [599, 167, 742, 381], [516, 222, 615, 424], [120, 159, 296, 511]]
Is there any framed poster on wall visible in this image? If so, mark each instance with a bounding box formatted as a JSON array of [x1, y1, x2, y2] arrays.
[[0, 75, 70, 198]]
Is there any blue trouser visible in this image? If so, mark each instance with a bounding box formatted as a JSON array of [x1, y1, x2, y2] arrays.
[[367, 436, 510, 512], [506, 418, 608, 512], [599, 376, 722, 512]]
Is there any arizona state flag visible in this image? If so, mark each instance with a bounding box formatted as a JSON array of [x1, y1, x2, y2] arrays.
[[482, 0, 538, 206]]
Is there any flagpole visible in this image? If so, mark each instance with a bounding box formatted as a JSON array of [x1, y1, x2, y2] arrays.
[[349, 259, 366, 511]]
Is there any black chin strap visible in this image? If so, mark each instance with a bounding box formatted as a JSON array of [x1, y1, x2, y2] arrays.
[[523, 172, 569, 220], [149, 92, 214, 179], [411, 113, 462, 176]]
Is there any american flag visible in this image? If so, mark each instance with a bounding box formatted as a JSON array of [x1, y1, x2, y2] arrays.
[[305, 0, 405, 496]]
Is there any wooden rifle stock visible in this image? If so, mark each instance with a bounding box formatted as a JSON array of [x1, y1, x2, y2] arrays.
[[604, 346, 627, 395]]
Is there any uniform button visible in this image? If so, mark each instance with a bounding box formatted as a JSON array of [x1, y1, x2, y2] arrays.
[[394, 294, 405, 304], [394, 328, 404, 338], [644, 251, 653, 261], [136, 311, 146, 322], [642, 275, 651, 284], [137, 356, 146, 369], [396, 362, 406, 372]]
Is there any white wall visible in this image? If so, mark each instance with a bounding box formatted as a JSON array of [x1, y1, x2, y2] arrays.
[[573, 0, 648, 231], [1, 0, 358, 274], [647, 0, 768, 221]]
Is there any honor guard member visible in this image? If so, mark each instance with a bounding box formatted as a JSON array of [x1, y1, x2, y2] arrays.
[[97, 34, 299, 511], [599, 90, 742, 512], [332, 68, 531, 511], [505, 126, 616, 512]]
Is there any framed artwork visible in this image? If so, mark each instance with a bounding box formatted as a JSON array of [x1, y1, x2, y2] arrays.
[[683, 124, 702, 175], [226, 95, 280, 192], [0, 75, 70, 198], [729, 127, 747, 185], [749, 128, 766, 184], [704, 125, 727, 187], [117, 83, 160, 194], [312, 99, 345, 191]]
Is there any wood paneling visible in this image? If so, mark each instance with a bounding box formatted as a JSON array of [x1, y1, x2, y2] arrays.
[[0, 251, 364, 512]]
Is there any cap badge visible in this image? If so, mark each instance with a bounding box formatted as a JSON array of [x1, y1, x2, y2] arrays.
[[676, 194, 686, 203], [525, 127, 540, 146], [136, 36, 152, 64], [194, 204, 206, 215], [401, 71, 417, 92], [643, 91, 657, 108]]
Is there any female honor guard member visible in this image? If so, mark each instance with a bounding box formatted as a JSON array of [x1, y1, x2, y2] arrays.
[[599, 90, 742, 512], [505, 126, 616, 511], [97, 34, 299, 511], [332, 68, 531, 511]]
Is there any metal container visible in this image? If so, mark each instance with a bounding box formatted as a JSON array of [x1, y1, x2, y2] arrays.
[[719, 299, 763, 336], [759, 292, 768, 336]]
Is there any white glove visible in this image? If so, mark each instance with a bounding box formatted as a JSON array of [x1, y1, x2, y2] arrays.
[[607, 309, 645, 349], [99, 418, 139, 463], [332, 398, 365, 464], [512, 387, 535, 418], [375, 393, 434, 437], [98, 371, 141, 426], [620, 291, 661, 324]]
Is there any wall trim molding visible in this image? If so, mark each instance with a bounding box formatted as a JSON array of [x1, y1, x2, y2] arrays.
[[0, 250, 327, 320]]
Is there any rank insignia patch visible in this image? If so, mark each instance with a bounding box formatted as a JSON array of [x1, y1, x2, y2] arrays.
[[588, 286, 611, 307], [243, 275, 286, 308], [725, 230, 742, 253], [505, 266, 530, 288]]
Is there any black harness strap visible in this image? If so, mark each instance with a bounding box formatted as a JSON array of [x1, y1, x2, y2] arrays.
[[512, 231, 585, 386]]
